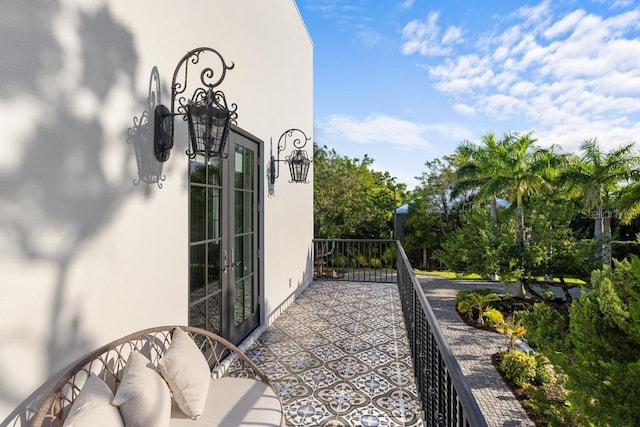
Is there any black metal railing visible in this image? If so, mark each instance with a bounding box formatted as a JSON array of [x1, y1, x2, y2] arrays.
[[313, 238, 397, 283], [313, 239, 487, 427], [396, 242, 487, 427]]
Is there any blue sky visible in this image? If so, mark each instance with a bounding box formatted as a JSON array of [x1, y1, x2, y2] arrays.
[[296, 0, 640, 189]]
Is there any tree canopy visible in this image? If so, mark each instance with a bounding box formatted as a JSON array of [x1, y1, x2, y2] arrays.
[[313, 144, 406, 239]]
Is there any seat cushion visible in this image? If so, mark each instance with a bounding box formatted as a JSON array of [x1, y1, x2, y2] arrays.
[[169, 377, 283, 427]]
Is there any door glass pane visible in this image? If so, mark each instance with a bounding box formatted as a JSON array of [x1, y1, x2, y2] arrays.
[[190, 187, 206, 242], [207, 156, 221, 186], [244, 150, 253, 190], [190, 301, 206, 330], [235, 190, 244, 234], [243, 276, 254, 318], [243, 192, 253, 232], [206, 292, 222, 335], [234, 235, 243, 280], [234, 145, 254, 190], [234, 146, 244, 189], [190, 245, 205, 304], [234, 279, 244, 325], [234, 276, 254, 325], [243, 234, 253, 276], [208, 188, 221, 240], [207, 242, 221, 296], [190, 155, 207, 184]]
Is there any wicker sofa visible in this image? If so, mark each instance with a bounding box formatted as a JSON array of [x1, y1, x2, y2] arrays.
[[31, 326, 284, 427]]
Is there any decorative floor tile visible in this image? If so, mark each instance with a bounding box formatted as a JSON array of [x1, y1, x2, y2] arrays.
[[310, 344, 348, 362], [244, 281, 424, 426]]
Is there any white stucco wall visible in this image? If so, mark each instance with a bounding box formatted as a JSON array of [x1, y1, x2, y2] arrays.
[[0, 0, 313, 423]]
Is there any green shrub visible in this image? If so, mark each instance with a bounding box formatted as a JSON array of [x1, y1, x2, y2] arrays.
[[500, 350, 536, 387], [483, 308, 504, 327], [456, 290, 500, 326], [502, 313, 527, 352], [534, 354, 552, 385], [456, 288, 493, 302], [333, 254, 348, 267], [456, 289, 499, 313], [526, 386, 580, 427], [561, 258, 640, 426], [355, 254, 368, 267], [520, 303, 567, 352], [369, 257, 381, 268]]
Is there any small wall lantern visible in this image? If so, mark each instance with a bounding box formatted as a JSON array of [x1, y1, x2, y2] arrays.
[[269, 128, 312, 194], [154, 47, 238, 162]]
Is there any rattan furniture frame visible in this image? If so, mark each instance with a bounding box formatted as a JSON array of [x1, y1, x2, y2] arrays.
[[31, 325, 281, 427]]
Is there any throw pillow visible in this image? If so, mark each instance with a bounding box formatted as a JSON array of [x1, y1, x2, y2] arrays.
[[158, 327, 211, 419], [64, 374, 124, 427], [111, 351, 171, 427]]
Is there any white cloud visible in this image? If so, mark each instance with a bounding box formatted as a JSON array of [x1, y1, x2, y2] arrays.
[[543, 10, 586, 39], [404, 1, 640, 153], [442, 26, 463, 44], [512, 0, 552, 26], [321, 113, 473, 149], [400, 0, 415, 9], [453, 103, 475, 116], [401, 12, 463, 56], [612, 0, 634, 9], [356, 27, 383, 48]]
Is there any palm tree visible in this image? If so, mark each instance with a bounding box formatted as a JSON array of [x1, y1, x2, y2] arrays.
[[455, 131, 563, 296], [493, 133, 564, 244], [457, 292, 501, 326], [453, 132, 502, 223], [617, 182, 640, 225], [561, 139, 637, 266]]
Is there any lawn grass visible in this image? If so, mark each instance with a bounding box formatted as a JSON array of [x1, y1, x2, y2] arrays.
[[415, 270, 484, 280], [415, 270, 586, 285]]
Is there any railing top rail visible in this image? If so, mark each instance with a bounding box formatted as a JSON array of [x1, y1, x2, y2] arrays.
[[396, 241, 488, 427], [313, 238, 397, 243]]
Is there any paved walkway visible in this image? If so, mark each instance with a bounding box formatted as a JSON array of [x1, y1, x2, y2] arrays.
[[417, 275, 535, 427]]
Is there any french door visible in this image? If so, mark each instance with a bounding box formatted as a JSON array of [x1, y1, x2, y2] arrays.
[[188, 129, 260, 344]]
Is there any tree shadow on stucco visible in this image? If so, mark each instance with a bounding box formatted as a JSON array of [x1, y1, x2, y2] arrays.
[[0, 3, 163, 425]]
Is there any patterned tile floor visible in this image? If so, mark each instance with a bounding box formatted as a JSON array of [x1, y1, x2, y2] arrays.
[[244, 281, 424, 427]]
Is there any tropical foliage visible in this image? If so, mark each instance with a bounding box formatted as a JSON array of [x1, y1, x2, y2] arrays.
[[313, 144, 406, 239], [456, 289, 501, 326], [560, 139, 638, 265], [408, 133, 640, 300]]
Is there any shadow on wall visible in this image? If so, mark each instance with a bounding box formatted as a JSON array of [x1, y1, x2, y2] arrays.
[[0, 2, 163, 425]]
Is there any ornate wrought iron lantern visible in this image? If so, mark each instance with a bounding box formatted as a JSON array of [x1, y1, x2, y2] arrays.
[[288, 148, 311, 183], [154, 47, 238, 162], [270, 128, 312, 194], [186, 88, 233, 158]]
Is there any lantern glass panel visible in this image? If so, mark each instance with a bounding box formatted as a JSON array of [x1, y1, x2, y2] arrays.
[[187, 91, 231, 157], [187, 101, 211, 156], [288, 149, 310, 182]]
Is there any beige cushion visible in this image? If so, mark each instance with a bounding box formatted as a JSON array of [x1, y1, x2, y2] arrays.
[[158, 327, 211, 419], [111, 351, 171, 427], [169, 377, 283, 427], [64, 374, 124, 427]]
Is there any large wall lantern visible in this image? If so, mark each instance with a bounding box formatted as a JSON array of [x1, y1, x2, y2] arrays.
[[154, 47, 238, 162], [269, 128, 312, 195]]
